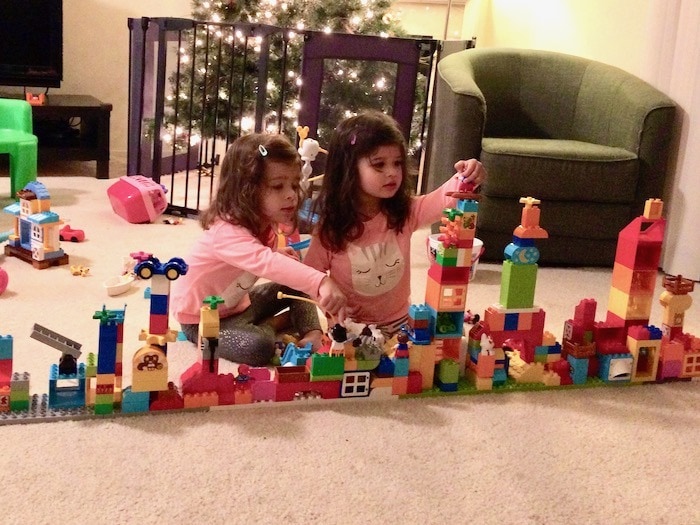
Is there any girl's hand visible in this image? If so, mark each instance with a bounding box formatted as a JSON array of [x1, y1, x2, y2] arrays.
[[454, 159, 487, 188], [317, 277, 347, 324]]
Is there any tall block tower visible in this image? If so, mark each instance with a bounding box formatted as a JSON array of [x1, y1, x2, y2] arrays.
[[606, 199, 665, 328], [484, 197, 548, 362]]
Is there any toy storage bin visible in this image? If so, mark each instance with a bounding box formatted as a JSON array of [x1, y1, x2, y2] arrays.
[[107, 176, 167, 223]]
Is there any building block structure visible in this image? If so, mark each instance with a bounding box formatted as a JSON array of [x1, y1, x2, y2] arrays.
[[3, 181, 68, 269], [1, 196, 699, 426], [483, 197, 548, 365]]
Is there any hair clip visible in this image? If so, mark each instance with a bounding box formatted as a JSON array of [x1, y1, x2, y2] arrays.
[[350, 134, 356, 145], [258, 145, 268, 157]]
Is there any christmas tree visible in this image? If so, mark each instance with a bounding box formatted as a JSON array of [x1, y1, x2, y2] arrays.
[[163, 0, 429, 155]]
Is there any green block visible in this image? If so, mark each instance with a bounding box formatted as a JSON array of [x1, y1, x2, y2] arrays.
[[94, 403, 115, 415], [309, 353, 345, 381], [10, 400, 29, 411], [438, 359, 460, 383], [436, 245, 458, 266], [500, 260, 538, 309]]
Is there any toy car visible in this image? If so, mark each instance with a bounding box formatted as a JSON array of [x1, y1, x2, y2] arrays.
[[59, 225, 85, 242], [134, 256, 188, 281]]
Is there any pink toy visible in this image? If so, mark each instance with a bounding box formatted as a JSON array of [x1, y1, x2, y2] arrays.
[[107, 176, 168, 224], [0, 266, 8, 295]]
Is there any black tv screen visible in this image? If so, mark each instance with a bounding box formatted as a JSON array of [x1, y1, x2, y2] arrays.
[[0, 0, 63, 88]]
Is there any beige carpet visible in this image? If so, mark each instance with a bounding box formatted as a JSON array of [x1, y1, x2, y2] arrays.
[[1, 167, 699, 525]]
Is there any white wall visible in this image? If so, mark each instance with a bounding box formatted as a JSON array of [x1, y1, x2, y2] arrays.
[[462, 0, 653, 77]]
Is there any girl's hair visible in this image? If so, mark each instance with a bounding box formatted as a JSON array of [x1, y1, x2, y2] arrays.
[[314, 110, 413, 252], [200, 133, 302, 240]]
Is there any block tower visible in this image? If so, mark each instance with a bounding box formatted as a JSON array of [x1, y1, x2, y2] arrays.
[[422, 199, 479, 391], [0, 335, 12, 412], [658, 275, 700, 380], [606, 199, 665, 328], [92, 306, 126, 415], [483, 197, 548, 363], [130, 253, 189, 393]]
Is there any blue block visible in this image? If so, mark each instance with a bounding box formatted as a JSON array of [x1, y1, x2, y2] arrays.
[[377, 355, 395, 375], [121, 387, 150, 413], [393, 357, 409, 377], [567, 355, 589, 385], [504, 313, 519, 331], [150, 294, 169, 315], [0, 335, 13, 360], [409, 303, 431, 321]]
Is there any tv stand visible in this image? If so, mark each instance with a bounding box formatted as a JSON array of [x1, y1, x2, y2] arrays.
[[30, 94, 113, 179]]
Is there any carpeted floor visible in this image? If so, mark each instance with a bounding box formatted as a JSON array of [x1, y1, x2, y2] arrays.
[[0, 167, 698, 525]]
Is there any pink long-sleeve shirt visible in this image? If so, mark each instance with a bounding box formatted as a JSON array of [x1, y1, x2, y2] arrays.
[[304, 175, 461, 332], [171, 220, 326, 325]]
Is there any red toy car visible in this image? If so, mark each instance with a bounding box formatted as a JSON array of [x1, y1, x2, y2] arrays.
[[59, 225, 85, 242]]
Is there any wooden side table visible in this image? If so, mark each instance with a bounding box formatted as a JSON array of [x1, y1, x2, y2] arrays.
[[31, 94, 112, 179]]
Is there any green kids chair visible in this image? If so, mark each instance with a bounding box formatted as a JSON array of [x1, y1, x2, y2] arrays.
[[0, 98, 38, 198]]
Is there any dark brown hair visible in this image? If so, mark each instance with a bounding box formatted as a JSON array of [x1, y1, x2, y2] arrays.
[[200, 133, 302, 240], [314, 110, 413, 252]]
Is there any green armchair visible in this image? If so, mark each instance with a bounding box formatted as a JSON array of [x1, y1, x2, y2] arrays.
[[424, 48, 676, 266]]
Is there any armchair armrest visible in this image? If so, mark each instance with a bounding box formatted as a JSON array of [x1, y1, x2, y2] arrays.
[[423, 52, 486, 192]]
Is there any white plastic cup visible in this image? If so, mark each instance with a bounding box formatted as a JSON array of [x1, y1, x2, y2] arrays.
[[427, 234, 484, 281]]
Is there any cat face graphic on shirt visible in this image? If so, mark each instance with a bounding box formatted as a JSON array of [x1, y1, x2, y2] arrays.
[[347, 239, 404, 297]]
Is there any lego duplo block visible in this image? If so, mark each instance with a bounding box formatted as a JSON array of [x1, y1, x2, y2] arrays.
[[465, 369, 493, 390], [433, 311, 464, 338], [184, 391, 219, 408], [598, 353, 633, 383], [409, 303, 431, 321], [607, 287, 653, 322], [309, 353, 345, 381], [427, 262, 471, 284], [0, 386, 10, 412], [408, 343, 437, 390], [393, 357, 410, 377], [437, 358, 460, 384], [121, 387, 150, 413], [437, 337, 461, 360], [681, 351, 700, 378], [148, 313, 170, 336], [626, 335, 661, 383], [406, 371, 423, 394], [0, 335, 12, 360], [469, 352, 496, 378], [392, 376, 408, 395], [614, 215, 665, 270], [484, 306, 505, 331], [340, 371, 371, 397], [435, 244, 459, 266], [611, 264, 657, 295], [275, 379, 340, 402], [499, 261, 538, 309], [425, 277, 468, 312], [150, 293, 169, 315]]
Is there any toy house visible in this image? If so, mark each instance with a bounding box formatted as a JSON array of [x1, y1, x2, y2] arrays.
[[3, 181, 68, 269]]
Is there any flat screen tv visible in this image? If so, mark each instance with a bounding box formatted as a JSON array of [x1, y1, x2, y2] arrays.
[[0, 0, 63, 88]]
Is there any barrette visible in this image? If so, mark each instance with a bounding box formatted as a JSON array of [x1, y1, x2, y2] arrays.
[[350, 134, 356, 145], [258, 145, 268, 156]]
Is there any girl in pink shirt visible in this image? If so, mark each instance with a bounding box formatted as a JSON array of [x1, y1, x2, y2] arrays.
[[304, 111, 485, 337], [171, 133, 346, 366]]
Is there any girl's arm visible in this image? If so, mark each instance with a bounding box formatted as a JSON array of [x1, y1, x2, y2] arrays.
[[213, 223, 327, 300]]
